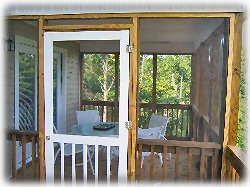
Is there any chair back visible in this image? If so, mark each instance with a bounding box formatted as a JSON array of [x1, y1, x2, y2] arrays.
[[149, 114, 169, 138], [76, 110, 100, 126]]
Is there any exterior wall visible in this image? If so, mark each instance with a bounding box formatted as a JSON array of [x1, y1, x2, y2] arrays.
[[56, 42, 80, 132], [191, 23, 224, 127]]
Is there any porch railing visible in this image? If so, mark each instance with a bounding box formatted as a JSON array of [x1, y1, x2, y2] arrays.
[[136, 139, 221, 181], [224, 145, 247, 182], [82, 100, 192, 140], [6, 129, 39, 180]]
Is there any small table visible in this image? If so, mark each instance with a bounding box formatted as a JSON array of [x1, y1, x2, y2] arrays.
[[71, 122, 119, 137]]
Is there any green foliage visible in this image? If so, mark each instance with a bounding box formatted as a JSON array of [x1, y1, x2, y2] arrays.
[[237, 51, 247, 152], [83, 54, 115, 101], [139, 55, 191, 104]]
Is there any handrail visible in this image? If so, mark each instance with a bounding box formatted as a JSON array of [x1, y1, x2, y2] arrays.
[[6, 129, 38, 142], [82, 100, 192, 139], [6, 128, 39, 180], [225, 145, 247, 178], [137, 139, 221, 149], [137, 139, 221, 181]]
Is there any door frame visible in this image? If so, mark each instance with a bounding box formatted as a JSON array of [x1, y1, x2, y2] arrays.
[[44, 30, 130, 182]]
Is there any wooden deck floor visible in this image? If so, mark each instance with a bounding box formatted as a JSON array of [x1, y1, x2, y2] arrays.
[[14, 149, 202, 182]]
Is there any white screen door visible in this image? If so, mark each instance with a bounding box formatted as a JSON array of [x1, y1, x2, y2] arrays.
[[44, 31, 129, 183]]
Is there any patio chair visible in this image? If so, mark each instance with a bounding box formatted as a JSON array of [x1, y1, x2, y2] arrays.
[[138, 114, 170, 167], [54, 110, 100, 175]]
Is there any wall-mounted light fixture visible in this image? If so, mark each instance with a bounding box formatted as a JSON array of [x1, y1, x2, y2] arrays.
[[7, 39, 15, 51]]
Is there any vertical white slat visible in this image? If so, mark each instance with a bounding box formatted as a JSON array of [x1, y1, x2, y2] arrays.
[[72, 144, 76, 183], [117, 30, 129, 183], [95, 145, 98, 182], [60, 143, 64, 181], [83, 144, 88, 183], [107, 146, 111, 183]]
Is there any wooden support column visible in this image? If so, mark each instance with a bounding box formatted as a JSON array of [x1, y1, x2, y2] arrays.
[[152, 54, 157, 112], [221, 13, 243, 181], [79, 52, 84, 110], [114, 53, 119, 121], [38, 18, 45, 180], [128, 17, 139, 181]]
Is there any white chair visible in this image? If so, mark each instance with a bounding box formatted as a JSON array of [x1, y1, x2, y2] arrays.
[[138, 114, 171, 167], [54, 110, 100, 175], [76, 110, 100, 127]]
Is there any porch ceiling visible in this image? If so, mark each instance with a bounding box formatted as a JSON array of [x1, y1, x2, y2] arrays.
[[25, 17, 224, 54], [80, 18, 224, 54]]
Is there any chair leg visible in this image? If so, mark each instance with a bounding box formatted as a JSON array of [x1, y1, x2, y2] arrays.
[[54, 148, 61, 164], [141, 156, 144, 168], [158, 153, 163, 167]]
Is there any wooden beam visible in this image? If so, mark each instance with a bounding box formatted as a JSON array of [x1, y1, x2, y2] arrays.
[[225, 145, 247, 177], [218, 19, 229, 144], [43, 24, 133, 31], [128, 17, 139, 181], [152, 54, 157, 110], [6, 12, 234, 20], [38, 18, 45, 181], [221, 13, 243, 181], [137, 139, 221, 149]]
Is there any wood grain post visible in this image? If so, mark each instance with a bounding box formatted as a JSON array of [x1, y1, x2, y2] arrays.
[[128, 16, 139, 181], [12, 134, 17, 180], [152, 54, 157, 113], [38, 18, 45, 181], [221, 13, 243, 181]]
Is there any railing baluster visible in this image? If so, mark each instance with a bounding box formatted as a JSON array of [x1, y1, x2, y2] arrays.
[[188, 147, 192, 180], [171, 108, 174, 136], [21, 135, 27, 179], [31, 136, 36, 179], [61, 143, 65, 181], [162, 146, 168, 181], [176, 109, 179, 137], [200, 148, 205, 180], [181, 109, 184, 137], [12, 134, 17, 180], [186, 109, 189, 138], [175, 147, 179, 180], [72, 144, 76, 183], [83, 145, 88, 183], [95, 145, 99, 182], [150, 145, 154, 180], [107, 146, 111, 183], [212, 148, 218, 180], [137, 144, 142, 181]]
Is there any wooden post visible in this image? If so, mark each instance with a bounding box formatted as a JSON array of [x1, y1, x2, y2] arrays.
[[221, 13, 243, 181], [128, 17, 139, 181], [152, 54, 157, 112], [114, 53, 119, 121], [38, 18, 45, 180]]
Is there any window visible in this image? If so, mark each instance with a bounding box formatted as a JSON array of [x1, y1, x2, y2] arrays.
[[14, 36, 37, 131]]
